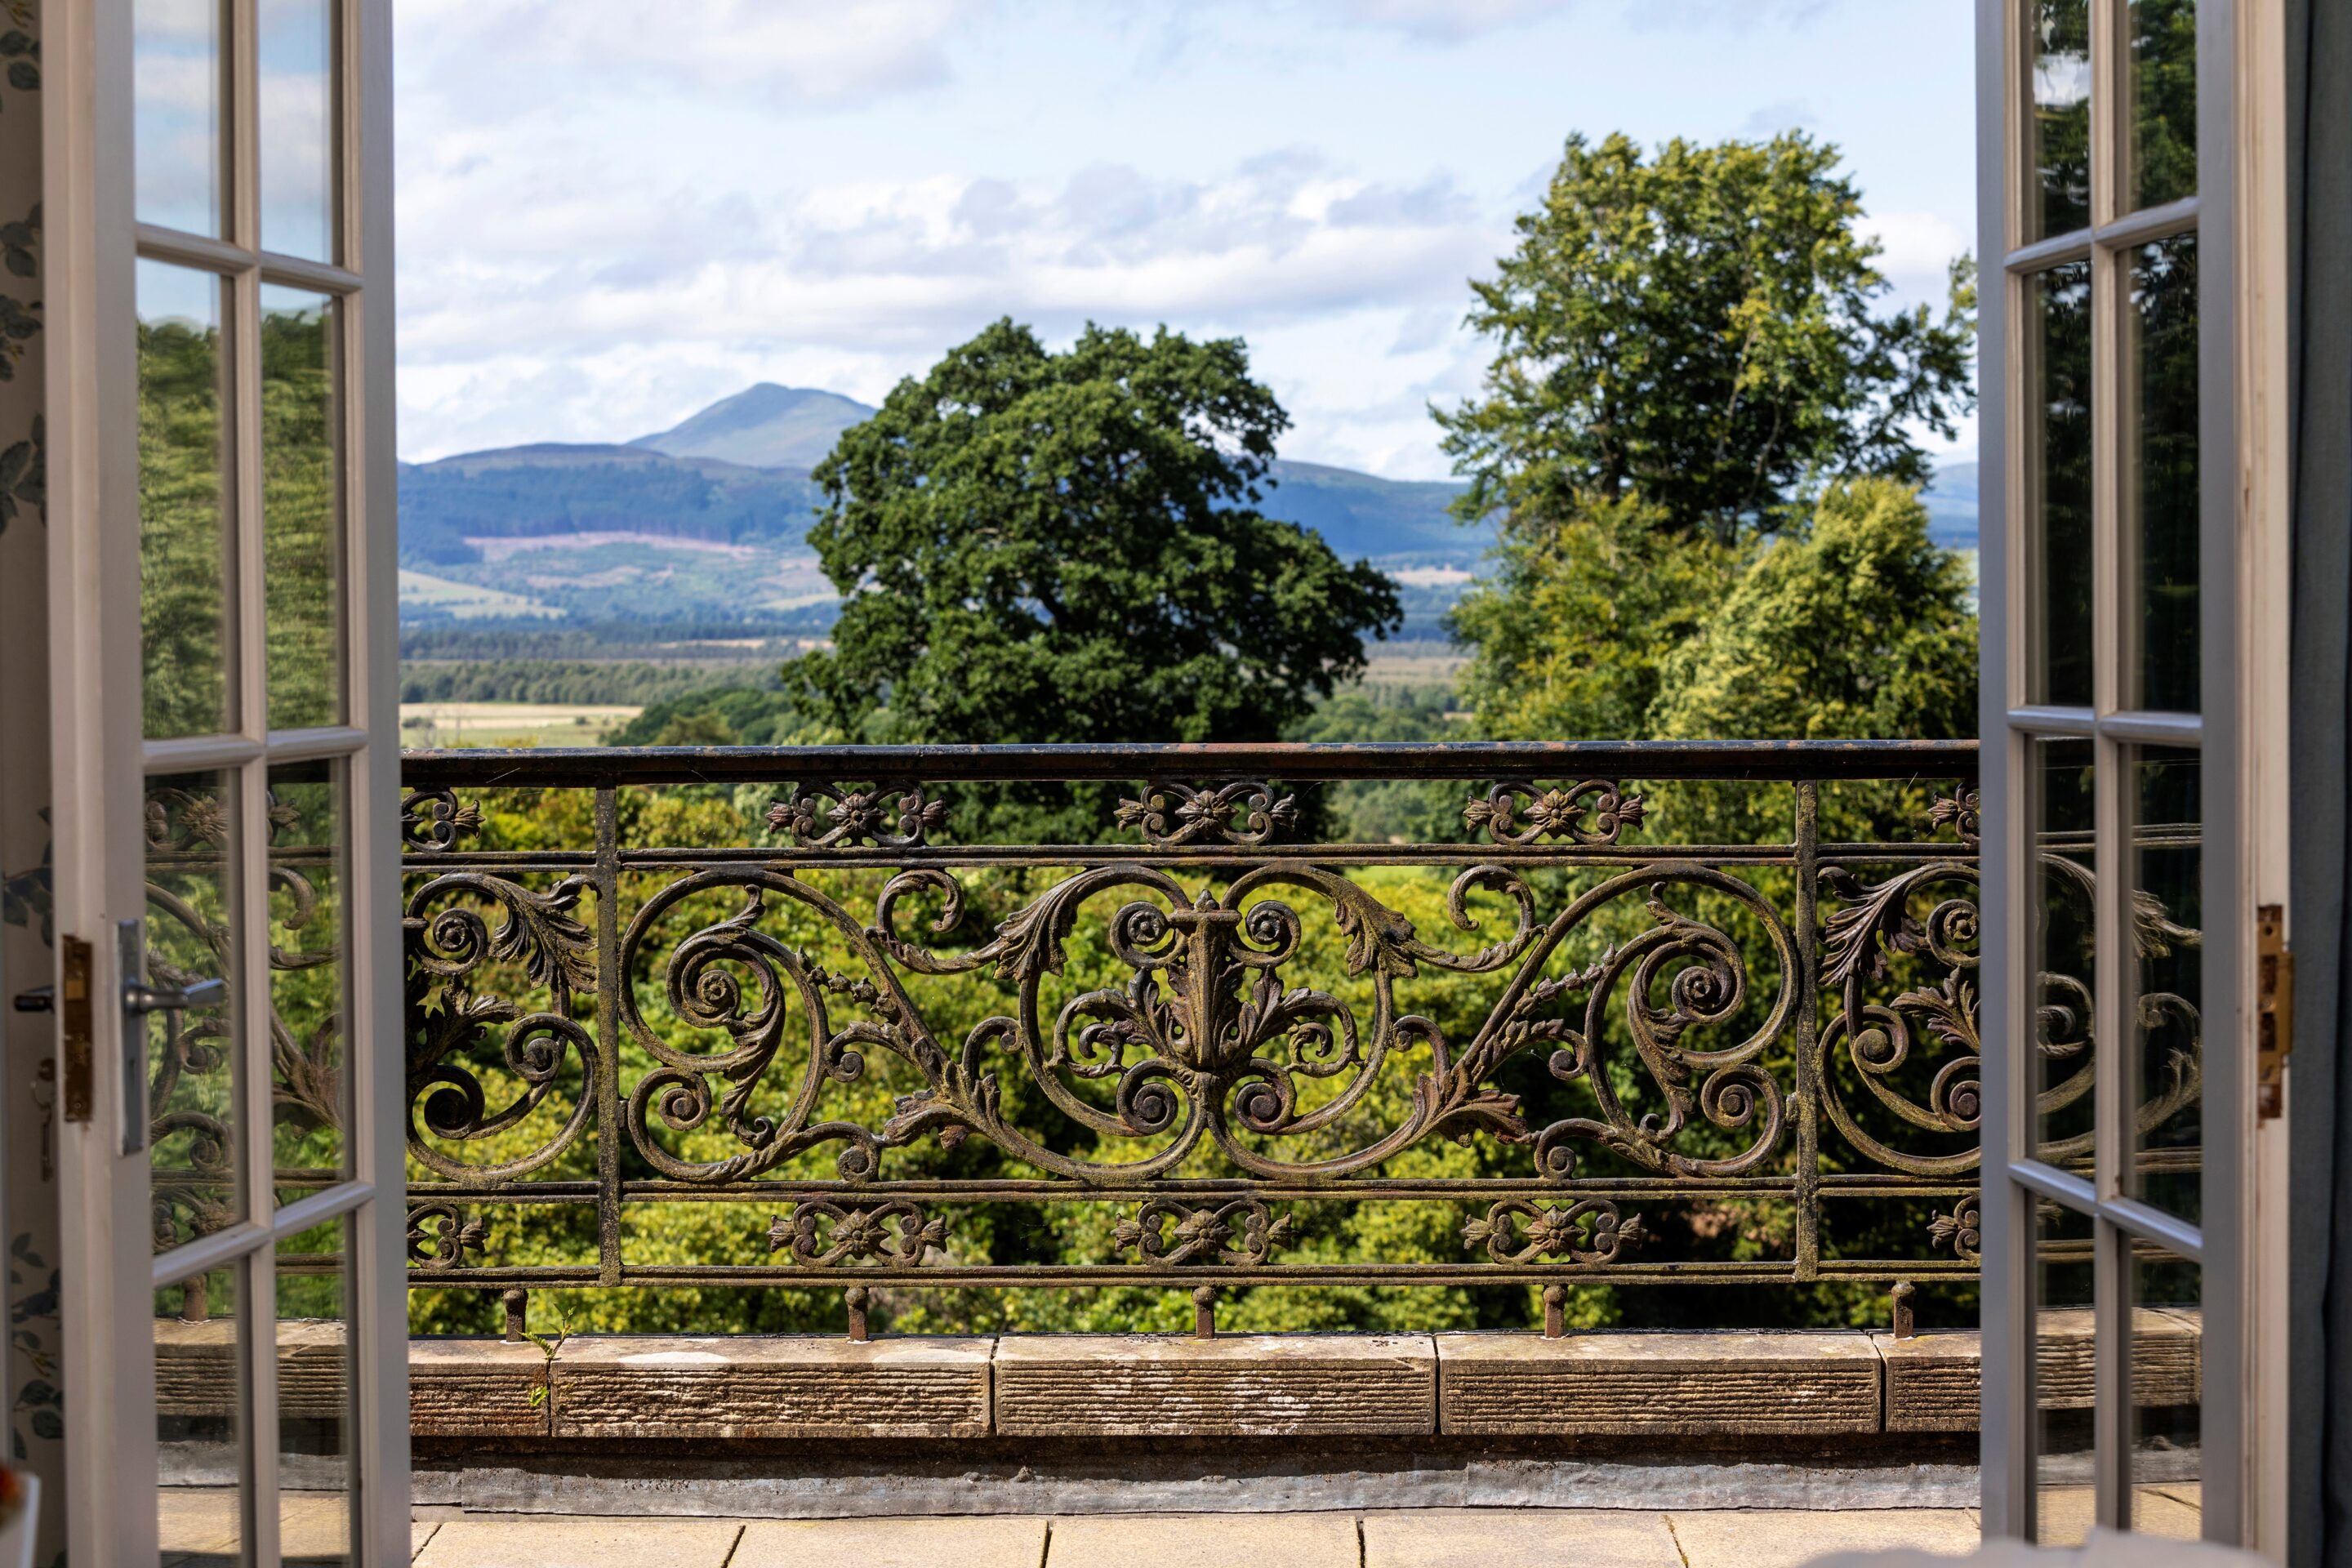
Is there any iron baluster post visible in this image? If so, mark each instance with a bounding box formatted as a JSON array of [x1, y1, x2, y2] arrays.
[[595, 784, 624, 1286], [1793, 778, 1821, 1283]]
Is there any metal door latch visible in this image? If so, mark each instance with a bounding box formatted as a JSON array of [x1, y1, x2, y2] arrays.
[[124, 977, 228, 1014], [2258, 904, 2293, 1120]]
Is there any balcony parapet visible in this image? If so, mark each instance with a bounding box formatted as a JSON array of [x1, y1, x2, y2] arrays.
[[156, 1316, 2201, 1443]]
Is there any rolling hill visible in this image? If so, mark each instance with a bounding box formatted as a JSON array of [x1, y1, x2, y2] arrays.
[[398, 382, 1978, 636]]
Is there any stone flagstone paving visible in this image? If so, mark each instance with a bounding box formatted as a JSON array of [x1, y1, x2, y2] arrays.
[[398, 1507, 1989, 1568]]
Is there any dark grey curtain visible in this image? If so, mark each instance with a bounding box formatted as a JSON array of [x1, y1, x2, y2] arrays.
[[2289, 0, 2352, 1561]]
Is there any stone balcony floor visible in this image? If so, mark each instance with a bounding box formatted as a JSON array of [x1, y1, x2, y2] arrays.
[[156, 1485, 2205, 1566], [400, 1508, 1989, 1568], [390, 1493, 2198, 1568]]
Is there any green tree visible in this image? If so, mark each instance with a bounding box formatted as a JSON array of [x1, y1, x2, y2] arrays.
[[788, 318, 1400, 831], [1648, 477, 1977, 742], [1437, 131, 1976, 547], [1447, 490, 1735, 742]]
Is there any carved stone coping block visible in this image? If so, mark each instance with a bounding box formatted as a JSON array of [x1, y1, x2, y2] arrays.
[[548, 1335, 993, 1440], [157, 1319, 348, 1421], [991, 1333, 1437, 1437], [1874, 1308, 2202, 1432], [1436, 1331, 1882, 1437], [412, 1337, 552, 1439]]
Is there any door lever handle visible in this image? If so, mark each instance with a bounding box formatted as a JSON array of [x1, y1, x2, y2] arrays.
[[12, 985, 52, 1013], [125, 977, 227, 1014]]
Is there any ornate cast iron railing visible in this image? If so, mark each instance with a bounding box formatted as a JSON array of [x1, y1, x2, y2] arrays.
[[374, 741, 2191, 1329]]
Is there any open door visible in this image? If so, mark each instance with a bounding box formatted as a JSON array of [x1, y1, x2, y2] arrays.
[[1975, 0, 2291, 1552], [42, 1, 404, 1563]]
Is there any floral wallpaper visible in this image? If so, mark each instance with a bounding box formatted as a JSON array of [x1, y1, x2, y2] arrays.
[[0, 2, 64, 1565]]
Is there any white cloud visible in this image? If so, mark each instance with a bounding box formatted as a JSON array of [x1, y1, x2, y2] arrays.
[[398, 0, 962, 114], [395, 142, 1506, 461], [1321, 0, 1836, 42], [1860, 208, 1973, 300]]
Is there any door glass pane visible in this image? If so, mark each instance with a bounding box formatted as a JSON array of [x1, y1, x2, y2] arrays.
[[134, 0, 221, 238], [2032, 0, 2092, 241], [270, 759, 345, 1192], [259, 0, 336, 262], [261, 287, 343, 730], [2130, 1241, 2203, 1539], [2029, 261, 2094, 707], [157, 1265, 243, 1568], [2127, 747, 2202, 1223], [2127, 0, 2198, 212], [2034, 1198, 2096, 1546], [2127, 234, 2201, 714], [2032, 737, 2096, 1165], [278, 1222, 352, 1568], [140, 262, 235, 740], [149, 771, 245, 1255]]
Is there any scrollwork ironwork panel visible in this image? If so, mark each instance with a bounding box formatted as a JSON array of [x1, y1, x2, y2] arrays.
[[385, 743, 2202, 1311]]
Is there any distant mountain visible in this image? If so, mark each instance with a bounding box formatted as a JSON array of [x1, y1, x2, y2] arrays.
[[396, 381, 1978, 635], [399, 444, 822, 564], [1919, 461, 1978, 551], [630, 384, 879, 469]]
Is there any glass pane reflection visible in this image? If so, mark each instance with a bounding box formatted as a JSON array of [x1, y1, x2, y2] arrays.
[[139, 261, 234, 740], [2032, 0, 2092, 241], [157, 1265, 243, 1568], [270, 760, 346, 1192], [2029, 262, 2094, 708], [2034, 1199, 2096, 1546], [261, 288, 343, 730], [259, 0, 336, 262], [2127, 234, 2200, 714], [134, 0, 220, 238], [278, 1222, 353, 1568], [2129, 1241, 2203, 1539], [2032, 738, 2096, 1166], [149, 771, 244, 1256], [2128, 749, 2202, 1223], [2128, 0, 2198, 213]]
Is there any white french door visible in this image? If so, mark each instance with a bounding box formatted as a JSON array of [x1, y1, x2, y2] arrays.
[[1975, 0, 2290, 1552], [42, 2, 404, 1565]]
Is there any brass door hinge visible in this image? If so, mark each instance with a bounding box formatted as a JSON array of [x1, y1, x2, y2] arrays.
[[2257, 904, 2293, 1120], [59, 935, 92, 1122]]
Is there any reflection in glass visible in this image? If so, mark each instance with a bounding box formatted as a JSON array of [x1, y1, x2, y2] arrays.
[[2029, 262, 2094, 707], [2127, 234, 2201, 713], [2032, 738, 2096, 1165], [2129, 1243, 2204, 1538], [278, 1223, 353, 1567], [270, 760, 346, 1190], [134, 0, 220, 237], [2128, 0, 2198, 212], [2034, 1199, 2096, 1546], [2033, 0, 2092, 240], [2128, 749, 2202, 1223], [261, 288, 342, 730], [259, 0, 336, 262], [157, 1265, 243, 1568], [140, 261, 234, 740], [149, 772, 244, 1256]]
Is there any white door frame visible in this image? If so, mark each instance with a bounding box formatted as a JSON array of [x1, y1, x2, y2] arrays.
[[41, 2, 403, 1563]]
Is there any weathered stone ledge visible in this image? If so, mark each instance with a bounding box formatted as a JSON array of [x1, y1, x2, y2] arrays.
[[155, 1313, 2203, 1442]]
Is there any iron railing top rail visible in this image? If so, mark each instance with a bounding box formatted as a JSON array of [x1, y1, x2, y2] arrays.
[[399, 737, 1979, 789]]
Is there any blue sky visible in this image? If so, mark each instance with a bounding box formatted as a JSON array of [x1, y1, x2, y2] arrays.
[[394, 0, 1978, 479]]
